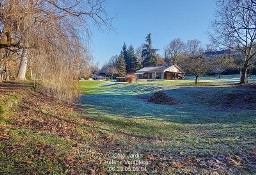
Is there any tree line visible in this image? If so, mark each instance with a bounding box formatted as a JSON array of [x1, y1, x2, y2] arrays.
[[100, 33, 239, 83], [0, 0, 255, 100], [101, 33, 163, 78], [101, 0, 256, 84]]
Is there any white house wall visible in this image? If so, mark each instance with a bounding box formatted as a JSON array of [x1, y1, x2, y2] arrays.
[[161, 73, 164, 79], [164, 66, 178, 73]]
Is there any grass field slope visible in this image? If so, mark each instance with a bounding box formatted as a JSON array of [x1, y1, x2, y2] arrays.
[[80, 79, 256, 174], [0, 79, 255, 174]]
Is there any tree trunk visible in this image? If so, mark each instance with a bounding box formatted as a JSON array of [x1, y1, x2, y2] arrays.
[[17, 49, 28, 81], [4, 63, 9, 81], [195, 75, 198, 84], [4, 70, 9, 81], [240, 66, 248, 84], [0, 66, 3, 82]]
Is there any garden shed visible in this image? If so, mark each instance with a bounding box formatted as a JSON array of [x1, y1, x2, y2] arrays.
[[135, 65, 184, 80]]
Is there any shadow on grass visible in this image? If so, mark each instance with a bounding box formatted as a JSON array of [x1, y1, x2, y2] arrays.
[[80, 85, 256, 124], [101, 82, 124, 87]]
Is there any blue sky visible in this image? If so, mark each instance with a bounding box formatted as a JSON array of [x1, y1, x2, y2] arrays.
[[90, 0, 217, 67]]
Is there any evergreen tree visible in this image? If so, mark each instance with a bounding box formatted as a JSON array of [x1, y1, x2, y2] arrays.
[[142, 33, 158, 67], [122, 43, 131, 73], [117, 51, 126, 77], [128, 45, 140, 73]]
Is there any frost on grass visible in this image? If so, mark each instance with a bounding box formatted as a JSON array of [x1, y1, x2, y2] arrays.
[[80, 80, 256, 174], [200, 84, 256, 111]]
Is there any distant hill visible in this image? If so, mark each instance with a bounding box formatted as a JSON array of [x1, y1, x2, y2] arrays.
[[204, 49, 231, 56]]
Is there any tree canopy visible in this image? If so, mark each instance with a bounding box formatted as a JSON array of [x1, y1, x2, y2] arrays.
[[212, 0, 256, 83]]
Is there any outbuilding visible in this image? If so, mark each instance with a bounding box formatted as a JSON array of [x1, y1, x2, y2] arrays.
[[135, 65, 184, 80]]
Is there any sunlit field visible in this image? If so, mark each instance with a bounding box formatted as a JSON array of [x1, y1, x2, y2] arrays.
[[79, 76, 256, 174]]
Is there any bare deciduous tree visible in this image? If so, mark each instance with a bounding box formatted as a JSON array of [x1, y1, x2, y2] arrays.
[[212, 0, 256, 83], [165, 38, 185, 64], [186, 39, 203, 55], [183, 55, 211, 84], [210, 53, 238, 77], [176, 39, 212, 84]]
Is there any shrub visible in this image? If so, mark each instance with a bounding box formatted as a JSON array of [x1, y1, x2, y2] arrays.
[[126, 74, 137, 83]]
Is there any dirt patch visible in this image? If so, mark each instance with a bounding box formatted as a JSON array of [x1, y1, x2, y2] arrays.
[[148, 91, 178, 105]]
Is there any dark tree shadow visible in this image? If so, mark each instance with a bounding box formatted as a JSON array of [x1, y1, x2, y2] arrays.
[[80, 85, 256, 124]]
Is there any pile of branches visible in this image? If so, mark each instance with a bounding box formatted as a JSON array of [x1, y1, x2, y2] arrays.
[[148, 91, 177, 105]]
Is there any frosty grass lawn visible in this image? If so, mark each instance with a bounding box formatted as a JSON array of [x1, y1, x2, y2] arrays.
[[79, 76, 256, 173], [80, 76, 255, 153]]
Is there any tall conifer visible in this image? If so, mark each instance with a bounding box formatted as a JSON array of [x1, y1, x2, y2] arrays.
[[128, 45, 140, 72], [122, 43, 131, 73], [142, 33, 158, 67], [117, 51, 126, 77]]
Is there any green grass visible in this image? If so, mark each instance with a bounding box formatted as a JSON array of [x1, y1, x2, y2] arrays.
[[0, 94, 19, 123], [1, 80, 255, 174], [83, 107, 256, 155], [0, 82, 104, 174], [0, 128, 73, 175], [79, 80, 107, 94], [80, 80, 256, 158]]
